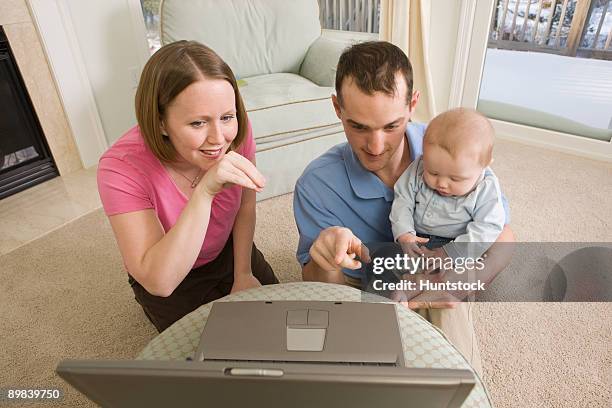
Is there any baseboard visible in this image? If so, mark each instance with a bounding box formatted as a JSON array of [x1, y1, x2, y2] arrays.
[[493, 119, 612, 163]]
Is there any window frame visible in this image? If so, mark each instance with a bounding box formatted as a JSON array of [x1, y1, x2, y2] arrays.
[[450, 0, 612, 162]]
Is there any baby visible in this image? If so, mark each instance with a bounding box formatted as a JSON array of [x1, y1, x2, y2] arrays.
[[390, 108, 505, 263]]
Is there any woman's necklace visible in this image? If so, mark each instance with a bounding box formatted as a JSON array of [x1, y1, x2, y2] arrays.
[[170, 166, 203, 188]]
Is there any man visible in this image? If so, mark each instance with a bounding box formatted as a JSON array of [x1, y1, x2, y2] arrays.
[[293, 41, 514, 375]]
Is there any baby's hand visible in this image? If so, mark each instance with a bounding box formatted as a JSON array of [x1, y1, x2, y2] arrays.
[[397, 233, 429, 258]]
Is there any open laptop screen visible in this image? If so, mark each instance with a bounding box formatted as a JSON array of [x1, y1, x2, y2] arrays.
[[57, 359, 475, 408]]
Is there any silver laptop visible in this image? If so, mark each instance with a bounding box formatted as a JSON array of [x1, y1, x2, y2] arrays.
[[57, 301, 476, 407], [195, 301, 406, 366]]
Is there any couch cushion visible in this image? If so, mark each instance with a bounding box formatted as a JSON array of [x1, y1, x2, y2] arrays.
[[300, 36, 348, 87], [300, 30, 379, 87], [161, 0, 321, 79], [240, 73, 342, 149]]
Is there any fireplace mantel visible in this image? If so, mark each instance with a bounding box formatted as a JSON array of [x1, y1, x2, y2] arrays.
[[0, 0, 84, 175]]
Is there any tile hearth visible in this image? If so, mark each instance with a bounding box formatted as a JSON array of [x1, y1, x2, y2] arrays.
[[0, 166, 100, 256]]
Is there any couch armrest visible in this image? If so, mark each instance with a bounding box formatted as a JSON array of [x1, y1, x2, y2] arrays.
[[300, 30, 378, 87]]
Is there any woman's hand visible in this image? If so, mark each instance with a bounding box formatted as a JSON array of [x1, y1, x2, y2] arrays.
[[197, 151, 266, 197], [231, 272, 262, 294]]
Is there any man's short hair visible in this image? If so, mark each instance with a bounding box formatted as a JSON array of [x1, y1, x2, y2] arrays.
[[335, 41, 413, 106]]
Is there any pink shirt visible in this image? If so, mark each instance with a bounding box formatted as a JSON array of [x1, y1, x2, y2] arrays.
[[97, 125, 255, 269]]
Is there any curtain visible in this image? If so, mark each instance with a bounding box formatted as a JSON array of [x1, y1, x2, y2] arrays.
[[379, 0, 436, 122]]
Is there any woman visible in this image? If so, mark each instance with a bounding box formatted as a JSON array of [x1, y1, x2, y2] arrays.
[[97, 41, 278, 332]]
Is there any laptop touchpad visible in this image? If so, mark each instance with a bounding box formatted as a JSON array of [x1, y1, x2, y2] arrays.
[[286, 310, 328, 352]]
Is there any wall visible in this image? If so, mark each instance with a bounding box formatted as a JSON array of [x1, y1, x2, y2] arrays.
[[65, 0, 149, 145]]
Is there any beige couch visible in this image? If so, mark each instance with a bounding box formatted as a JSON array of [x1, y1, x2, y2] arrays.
[[160, 0, 376, 200]]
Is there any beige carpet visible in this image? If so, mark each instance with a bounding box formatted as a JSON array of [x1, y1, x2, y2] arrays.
[[1, 139, 611, 407]]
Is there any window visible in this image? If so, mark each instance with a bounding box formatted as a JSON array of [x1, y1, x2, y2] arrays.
[[318, 0, 381, 33], [140, 0, 161, 54], [478, 0, 612, 138]]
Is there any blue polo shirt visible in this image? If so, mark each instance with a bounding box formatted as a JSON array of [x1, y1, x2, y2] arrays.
[[293, 122, 510, 278]]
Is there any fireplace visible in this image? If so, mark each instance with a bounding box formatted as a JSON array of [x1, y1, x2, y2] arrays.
[[0, 26, 58, 199]]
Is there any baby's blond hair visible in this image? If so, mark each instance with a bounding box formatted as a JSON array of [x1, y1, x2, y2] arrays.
[[424, 108, 494, 166]]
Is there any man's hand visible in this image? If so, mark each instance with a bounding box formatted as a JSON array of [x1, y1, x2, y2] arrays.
[[309, 227, 371, 272], [231, 273, 262, 294]]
